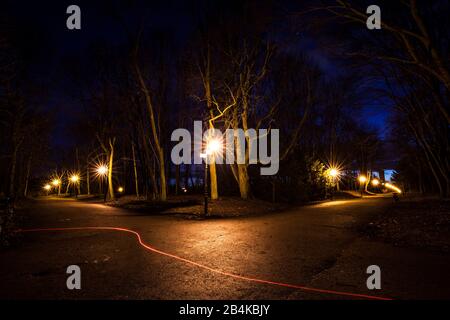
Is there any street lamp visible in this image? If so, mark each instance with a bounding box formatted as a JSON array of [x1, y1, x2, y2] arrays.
[[329, 168, 339, 178], [371, 178, 380, 186], [43, 184, 51, 196], [117, 187, 124, 193], [70, 174, 80, 198], [358, 175, 367, 197], [95, 163, 108, 202], [52, 178, 61, 196], [96, 165, 108, 176], [206, 139, 221, 155], [327, 167, 340, 199], [201, 137, 222, 217], [200, 152, 208, 216]]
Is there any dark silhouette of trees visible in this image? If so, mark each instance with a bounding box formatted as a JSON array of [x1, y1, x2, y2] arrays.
[[304, 0, 449, 197], [3, 0, 447, 204], [0, 14, 50, 199]]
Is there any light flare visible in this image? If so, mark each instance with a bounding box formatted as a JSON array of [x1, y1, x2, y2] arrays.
[[384, 183, 402, 193]]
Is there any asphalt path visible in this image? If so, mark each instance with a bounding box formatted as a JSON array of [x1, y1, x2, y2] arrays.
[[1, 198, 449, 299]]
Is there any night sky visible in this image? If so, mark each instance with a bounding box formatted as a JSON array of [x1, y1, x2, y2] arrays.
[[6, 0, 391, 153]]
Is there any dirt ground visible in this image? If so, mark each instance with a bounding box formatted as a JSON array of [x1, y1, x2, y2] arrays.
[[106, 194, 288, 218], [361, 198, 450, 253]]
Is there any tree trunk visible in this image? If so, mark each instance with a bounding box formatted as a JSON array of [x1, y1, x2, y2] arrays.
[[107, 139, 115, 201], [237, 165, 250, 199], [86, 165, 90, 195], [76, 148, 81, 195], [133, 59, 167, 201], [235, 136, 250, 199], [8, 145, 19, 197], [410, 121, 447, 197], [209, 154, 218, 199], [204, 45, 219, 200], [158, 148, 167, 201], [138, 123, 156, 200], [132, 142, 140, 198], [175, 164, 180, 195], [23, 154, 32, 197]]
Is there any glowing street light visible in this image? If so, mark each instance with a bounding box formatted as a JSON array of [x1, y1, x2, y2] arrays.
[[371, 178, 380, 186], [51, 178, 62, 196], [327, 167, 340, 199], [206, 138, 222, 155], [201, 137, 223, 216], [94, 163, 109, 202], [329, 168, 339, 178], [43, 184, 51, 196], [358, 175, 367, 198], [96, 164, 108, 176], [385, 183, 402, 194], [117, 187, 124, 193], [69, 174, 80, 198]]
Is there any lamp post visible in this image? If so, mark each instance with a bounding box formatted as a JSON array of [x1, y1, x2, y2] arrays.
[[328, 168, 340, 200], [52, 179, 61, 196], [96, 164, 108, 202], [200, 137, 222, 217], [371, 178, 379, 187], [200, 152, 208, 216], [43, 184, 51, 196], [358, 175, 367, 198], [70, 174, 80, 198]]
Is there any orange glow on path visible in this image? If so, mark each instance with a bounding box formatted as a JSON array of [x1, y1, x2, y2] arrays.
[[15, 226, 393, 301]]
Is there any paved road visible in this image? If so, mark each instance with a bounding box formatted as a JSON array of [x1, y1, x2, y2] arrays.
[[1, 198, 449, 299]]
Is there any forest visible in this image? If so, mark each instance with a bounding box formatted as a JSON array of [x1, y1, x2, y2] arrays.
[[1, 0, 449, 205]]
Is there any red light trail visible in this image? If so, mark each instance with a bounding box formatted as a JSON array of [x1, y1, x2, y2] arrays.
[[15, 226, 393, 301]]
